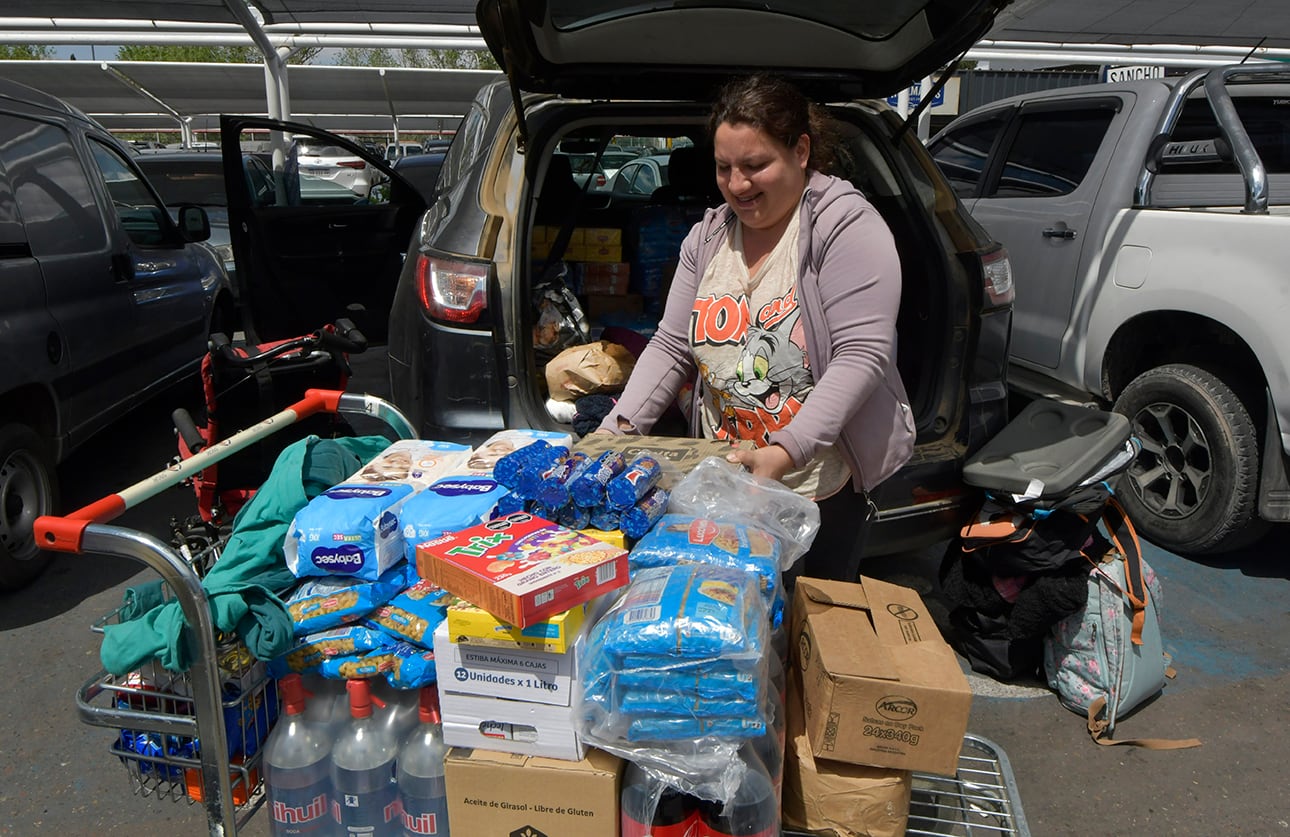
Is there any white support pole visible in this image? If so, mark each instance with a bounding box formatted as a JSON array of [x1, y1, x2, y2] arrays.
[[917, 76, 933, 142]]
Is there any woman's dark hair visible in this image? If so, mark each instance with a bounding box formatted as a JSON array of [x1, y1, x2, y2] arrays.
[[707, 73, 837, 173]]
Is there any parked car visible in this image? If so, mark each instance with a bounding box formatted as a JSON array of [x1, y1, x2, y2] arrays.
[[219, 121, 427, 343], [386, 142, 424, 161], [927, 63, 1290, 554], [391, 150, 447, 204], [221, 0, 1013, 558], [135, 150, 239, 325], [0, 79, 228, 589], [293, 137, 386, 198], [607, 153, 670, 201]]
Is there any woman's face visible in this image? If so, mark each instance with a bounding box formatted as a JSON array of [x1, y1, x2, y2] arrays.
[[713, 121, 809, 234]]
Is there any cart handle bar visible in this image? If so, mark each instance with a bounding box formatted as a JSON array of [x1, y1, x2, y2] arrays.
[[35, 388, 376, 553]]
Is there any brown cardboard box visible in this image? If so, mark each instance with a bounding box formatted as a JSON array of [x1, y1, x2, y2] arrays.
[[782, 665, 911, 837], [573, 434, 751, 489], [444, 747, 621, 837], [791, 577, 972, 776], [583, 292, 644, 319]]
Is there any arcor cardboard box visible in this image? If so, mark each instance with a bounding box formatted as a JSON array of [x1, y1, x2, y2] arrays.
[[444, 747, 621, 837], [791, 577, 972, 776]]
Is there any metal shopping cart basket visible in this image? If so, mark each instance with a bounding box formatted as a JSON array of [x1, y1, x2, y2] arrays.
[[35, 389, 416, 836]]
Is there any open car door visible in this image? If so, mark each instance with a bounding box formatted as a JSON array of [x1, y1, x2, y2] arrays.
[[220, 116, 426, 342]]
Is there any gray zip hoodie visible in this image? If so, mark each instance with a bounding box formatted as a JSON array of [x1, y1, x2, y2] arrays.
[[599, 170, 915, 492]]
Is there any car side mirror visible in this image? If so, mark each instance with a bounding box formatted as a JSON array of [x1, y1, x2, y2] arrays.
[[178, 205, 211, 242]]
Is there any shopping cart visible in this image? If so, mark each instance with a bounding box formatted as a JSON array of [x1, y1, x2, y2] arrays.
[[34, 389, 416, 836]]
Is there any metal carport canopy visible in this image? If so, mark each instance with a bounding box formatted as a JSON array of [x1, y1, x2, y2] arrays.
[[0, 59, 499, 133], [986, 0, 1290, 50]]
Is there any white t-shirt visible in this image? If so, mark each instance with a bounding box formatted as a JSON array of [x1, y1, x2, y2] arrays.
[[689, 209, 850, 500]]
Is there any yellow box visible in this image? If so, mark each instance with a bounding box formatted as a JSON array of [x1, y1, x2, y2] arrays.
[[580, 528, 627, 550], [446, 599, 588, 654], [582, 244, 623, 263], [568, 227, 585, 244], [581, 227, 622, 246]]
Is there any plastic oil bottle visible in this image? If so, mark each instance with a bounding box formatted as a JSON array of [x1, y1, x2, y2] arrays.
[[331, 678, 401, 836], [263, 673, 335, 836], [395, 686, 450, 836]]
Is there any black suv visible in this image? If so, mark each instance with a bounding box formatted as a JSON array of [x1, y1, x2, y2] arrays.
[[1, 79, 229, 588], [225, 0, 1015, 556]]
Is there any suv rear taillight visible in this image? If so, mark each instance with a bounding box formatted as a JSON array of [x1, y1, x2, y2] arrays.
[[338, 160, 366, 169], [595, 174, 606, 187], [980, 247, 1015, 308], [415, 254, 489, 324]]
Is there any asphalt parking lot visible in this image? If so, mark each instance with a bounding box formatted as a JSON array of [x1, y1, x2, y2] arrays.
[[1, 353, 1287, 835]]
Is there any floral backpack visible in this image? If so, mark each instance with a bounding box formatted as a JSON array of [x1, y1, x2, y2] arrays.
[[1042, 499, 1201, 749]]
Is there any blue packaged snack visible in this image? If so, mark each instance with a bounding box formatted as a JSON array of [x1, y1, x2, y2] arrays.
[[615, 661, 759, 700], [401, 475, 510, 563], [557, 503, 591, 531], [589, 506, 620, 532], [606, 455, 663, 510], [629, 514, 780, 606], [363, 580, 455, 648], [318, 652, 388, 680], [493, 440, 554, 489], [536, 451, 591, 508], [285, 562, 413, 636], [515, 445, 571, 498], [382, 642, 438, 689], [570, 450, 626, 508], [626, 715, 767, 743], [272, 625, 399, 677], [618, 687, 762, 719], [493, 492, 527, 517], [598, 564, 765, 662], [620, 486, 670, 539]]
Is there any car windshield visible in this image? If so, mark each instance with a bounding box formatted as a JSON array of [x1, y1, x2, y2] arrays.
[[136, 160, 227, 206], [546, 0, 928, 39]]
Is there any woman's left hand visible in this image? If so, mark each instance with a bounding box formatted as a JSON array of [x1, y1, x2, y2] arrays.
[[726, 444, 795, 483]]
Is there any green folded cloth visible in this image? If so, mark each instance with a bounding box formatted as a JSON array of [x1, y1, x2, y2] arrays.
[[119, 580, 166, 620], [101, 433, 393, 675]]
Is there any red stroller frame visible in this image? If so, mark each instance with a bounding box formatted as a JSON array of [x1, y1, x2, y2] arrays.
[[172, 319, 367, 524]]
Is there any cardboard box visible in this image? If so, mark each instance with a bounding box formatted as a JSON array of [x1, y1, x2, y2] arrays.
[[573, 434, 752, 490], [415, 512, 628, 628], [444, 747, 621, 836], [782, 665, 911, 837], [432, 620, 578, 705], [446, 599, 588, 654], [791, 577, 972, 776], [441, 693, 584, 761], [583, 292, 644, 319]]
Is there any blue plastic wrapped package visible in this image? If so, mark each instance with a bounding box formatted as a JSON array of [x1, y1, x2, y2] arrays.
[[363, 580, 455, 648], [626, 715, 767, 743], [536, 451, 590, 508], [589, 506, 621, 532], [615, 660, 759, 700], [557, 503, 592, 531], [270, 625, 398, 677], [629, 514, 779, 601], [493, 492, 527, 517], [570, 450, 626, 508], [382, 642, 438, 689], [598, 564, 766, 662], [284, 562, 413, 636], [493, 439, 555, 489], [620, 487, 670, 539], [606, 455, 663, 510], [515, 446, 572, 499], [619, 688, 762, 719], [318, 652, 387, 680], [284, 483, 415, 581], [400, 475, 510, 563], [462, 430, 574, 478]]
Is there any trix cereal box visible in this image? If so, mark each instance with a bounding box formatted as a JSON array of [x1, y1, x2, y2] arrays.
[[415, 512, 628, 628]]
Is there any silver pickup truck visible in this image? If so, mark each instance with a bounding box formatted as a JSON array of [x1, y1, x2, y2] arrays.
[[928, 63, 1290, 555]]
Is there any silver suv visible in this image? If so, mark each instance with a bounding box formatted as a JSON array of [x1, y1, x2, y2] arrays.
[[0, 79, 229, 589]]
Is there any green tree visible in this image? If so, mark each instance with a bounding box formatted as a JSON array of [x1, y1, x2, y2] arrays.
[[0, 45, 54, 60], [116, 44, 323, 64], [334, 48, 499, 70]]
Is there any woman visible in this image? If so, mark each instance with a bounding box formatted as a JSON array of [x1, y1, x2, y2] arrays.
[[598, 73, 915, 582]]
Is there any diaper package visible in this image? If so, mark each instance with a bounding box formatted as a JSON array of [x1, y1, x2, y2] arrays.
[[456, 429, 574, 477], [284, 440, 470, 581], [400, 475, 511, 564]]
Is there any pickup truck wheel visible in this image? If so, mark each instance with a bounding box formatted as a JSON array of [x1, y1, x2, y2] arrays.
[[0, 424, 60, 590], [1113, 364, 1262, 554]]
